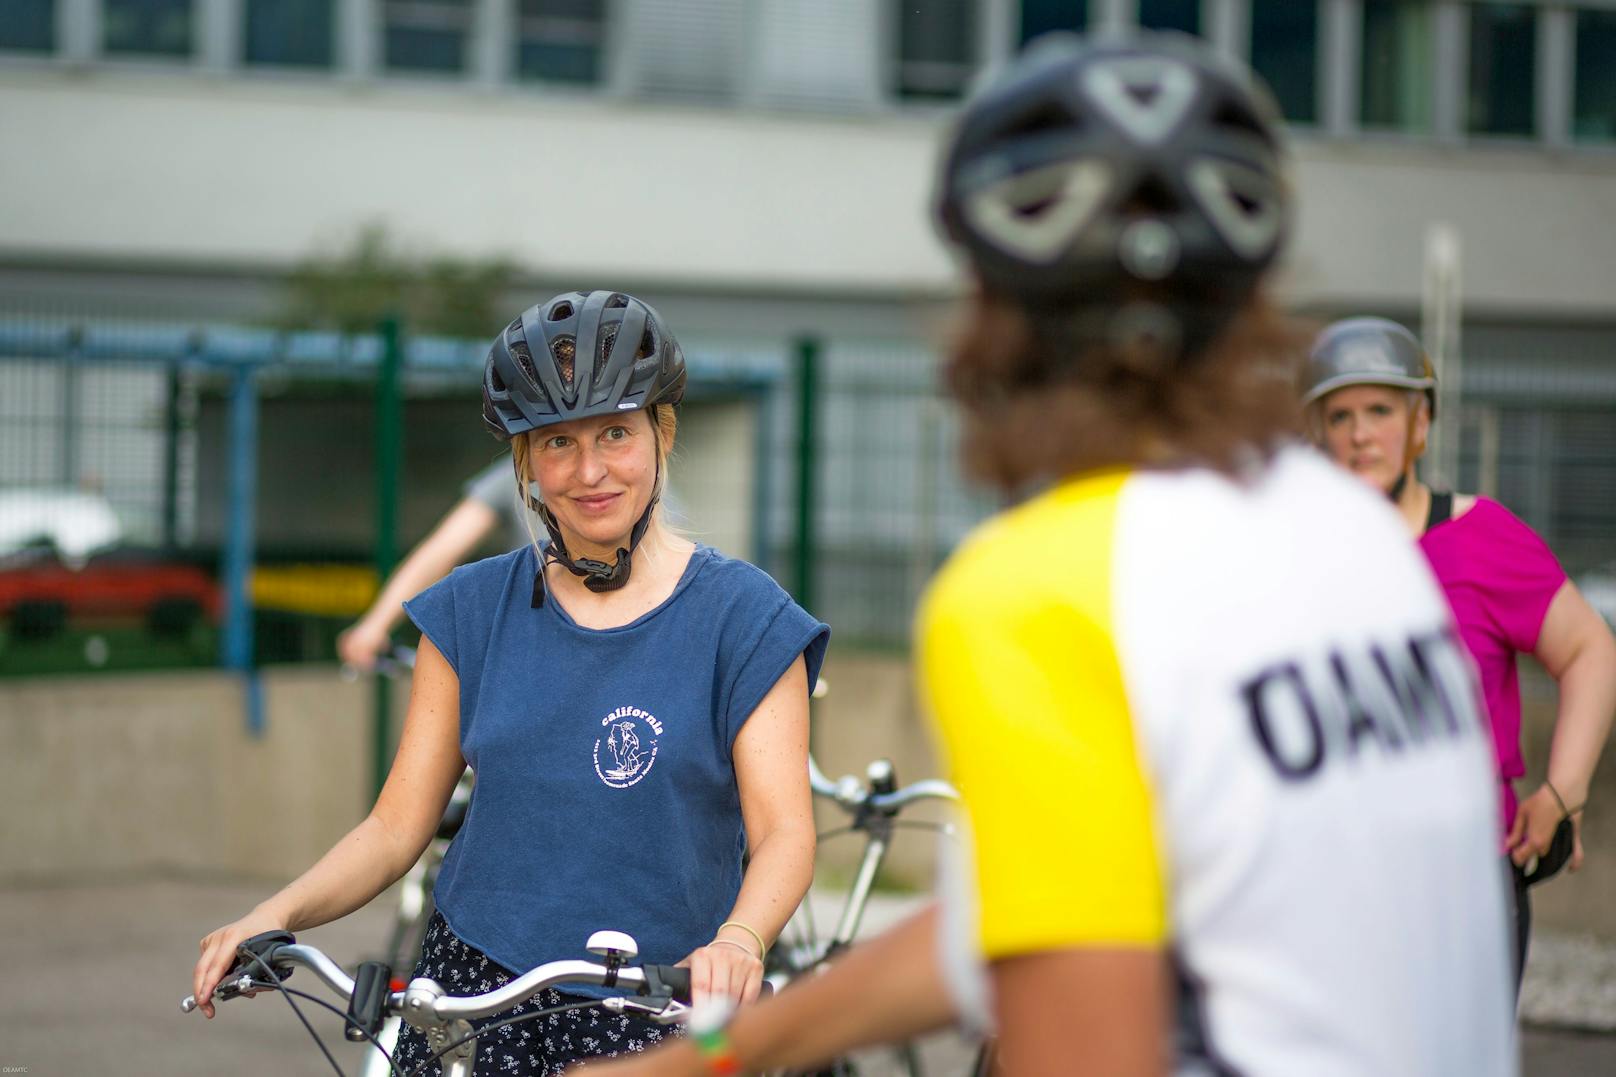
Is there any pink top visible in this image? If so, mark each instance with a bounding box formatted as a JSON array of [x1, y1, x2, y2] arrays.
[[1419, 497, 1565, 833]]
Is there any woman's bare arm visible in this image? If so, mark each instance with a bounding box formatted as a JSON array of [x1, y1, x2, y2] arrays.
[[191, 638, 464, 1015], [338, 498, 500, 669], [683, 655, 817, 1004], [1509, 580, 1616, 867]]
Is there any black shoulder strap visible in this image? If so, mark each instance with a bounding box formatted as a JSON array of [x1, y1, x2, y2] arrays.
[[1426, 490, 1454, 530]]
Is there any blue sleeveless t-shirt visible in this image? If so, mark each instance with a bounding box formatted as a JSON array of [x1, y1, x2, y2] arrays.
[[403, 544, 829, 993]]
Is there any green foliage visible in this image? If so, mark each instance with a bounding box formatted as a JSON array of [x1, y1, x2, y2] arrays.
[[280, 224, 516, 339]]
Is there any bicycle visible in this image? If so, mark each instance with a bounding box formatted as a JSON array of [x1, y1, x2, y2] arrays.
[[183, 927, 697, 1077], [765, 754, 973, 1077]]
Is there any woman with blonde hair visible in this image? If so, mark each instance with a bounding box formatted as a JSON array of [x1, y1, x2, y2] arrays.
[[193, 290, 828, 1075], [1303, 316, 1616, 983]]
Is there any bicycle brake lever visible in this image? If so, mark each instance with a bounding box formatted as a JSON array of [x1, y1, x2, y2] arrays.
[[601, 996, 690, 1025], [181, 973, 263, 1013]]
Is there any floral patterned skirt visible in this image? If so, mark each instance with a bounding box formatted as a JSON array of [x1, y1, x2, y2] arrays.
[[391, 910, 677, 1076]]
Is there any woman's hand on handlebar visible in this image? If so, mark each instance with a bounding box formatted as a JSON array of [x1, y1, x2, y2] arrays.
[[191, 907, 288, 1019], [337, 618, 392, 672], [679, 938, 765, 1007]]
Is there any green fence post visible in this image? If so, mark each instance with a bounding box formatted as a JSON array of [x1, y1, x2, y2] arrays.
[[372, 315, 404, 802], [792, 336, 820, 615]]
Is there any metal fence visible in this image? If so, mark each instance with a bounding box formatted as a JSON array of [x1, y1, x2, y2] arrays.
[[2, 312, 1614, 685], [1455, 326, 1616, 588]]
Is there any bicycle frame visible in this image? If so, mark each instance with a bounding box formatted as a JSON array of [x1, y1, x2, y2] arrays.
[[766, 756, 960, 1077]]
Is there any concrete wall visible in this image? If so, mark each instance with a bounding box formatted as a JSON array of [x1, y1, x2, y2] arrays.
[[0, 666, 401, 883], [4, 652, 1612, 943]]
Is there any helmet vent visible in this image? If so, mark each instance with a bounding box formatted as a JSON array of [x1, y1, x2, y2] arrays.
[[550, 338, 576, 384], [963, 160, 1112, 263], [637, 328, 656, 359], [1187, 159, 1282, 257], [511, 340, 541, 385], [1125, 174, 1178, 214], [1122, 81, 1163, 108], [548, 301, 574, 321], [1082, 58, 1197, 144], [604, 293, 630, 309]]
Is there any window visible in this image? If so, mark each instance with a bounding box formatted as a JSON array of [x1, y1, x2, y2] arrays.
[[104, 0, 193, 58], [894, 0, 978, 100], [244, 0, 335, 68], [0, 0, 54, 52], [385, 0, 471, 74], [1468, 3, 1536, 137], [1137, 0, 1199, 36], [1019, 0, 1087, 49], [1573, 8, 1616, 143], [516, 0, 605, 84], [1360, 0, 1432, 132], [1250, 0, 1317, 124]]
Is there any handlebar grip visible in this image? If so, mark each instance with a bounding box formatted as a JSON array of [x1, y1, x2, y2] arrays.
[[640, 965, 774, 1003], [227, 930, 298, 981], [642, 965, 691, 1003]]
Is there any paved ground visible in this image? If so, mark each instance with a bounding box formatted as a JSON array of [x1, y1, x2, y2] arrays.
[[2, 877, 1611, 1075]]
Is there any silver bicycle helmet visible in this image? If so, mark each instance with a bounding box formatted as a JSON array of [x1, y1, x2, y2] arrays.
[[1302, 317, 1436, 417]]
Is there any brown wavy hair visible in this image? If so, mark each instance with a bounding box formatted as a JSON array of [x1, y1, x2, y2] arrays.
[[945, 288, 1311, 495]]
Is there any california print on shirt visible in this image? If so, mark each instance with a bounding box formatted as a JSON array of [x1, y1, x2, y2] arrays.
[[593, 705, 664, 789]]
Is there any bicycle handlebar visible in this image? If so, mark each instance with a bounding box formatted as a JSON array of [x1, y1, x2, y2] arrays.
[[340, 644, 417, 683], [807, 755, 959, 814], [182, 936, 694, 1021]]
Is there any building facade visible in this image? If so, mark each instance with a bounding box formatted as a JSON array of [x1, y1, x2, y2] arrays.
[[3, 0, 1615, 638]]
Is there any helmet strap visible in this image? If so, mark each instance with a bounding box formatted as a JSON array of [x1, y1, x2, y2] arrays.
[[1386, 409, 1424, 504], [1386, 471, 1408, 504], [526, 458, 662, 609]]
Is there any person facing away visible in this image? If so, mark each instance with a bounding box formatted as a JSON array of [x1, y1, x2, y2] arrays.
[[1302, 316, 1616, 985], [194, 289, 828, 1076], [582, 31, 1515, 1077]]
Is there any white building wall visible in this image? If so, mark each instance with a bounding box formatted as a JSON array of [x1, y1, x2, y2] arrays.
[[3, 70, 1615, 316]]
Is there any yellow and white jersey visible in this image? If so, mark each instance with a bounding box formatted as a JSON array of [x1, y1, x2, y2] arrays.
[[920, 445, 1514, 1076]]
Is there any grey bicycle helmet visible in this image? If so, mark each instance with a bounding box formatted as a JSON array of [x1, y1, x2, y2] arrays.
[[1302, 317, 1436, 416], [935, 32, 1289, 359], [481, 290, 686, 604], [482, 290, 686, 441]]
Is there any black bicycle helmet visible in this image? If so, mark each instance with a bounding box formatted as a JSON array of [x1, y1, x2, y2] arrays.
[[482, 290, 686, 441], [935, 32, 1289, 355], [1303, 317, 1437, 418]]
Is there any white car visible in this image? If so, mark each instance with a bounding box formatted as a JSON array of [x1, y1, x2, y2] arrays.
[[0, 488, 123, 568]]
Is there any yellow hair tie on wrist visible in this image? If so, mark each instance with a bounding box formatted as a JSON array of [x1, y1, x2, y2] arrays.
[[716, 920, 767, 960]]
